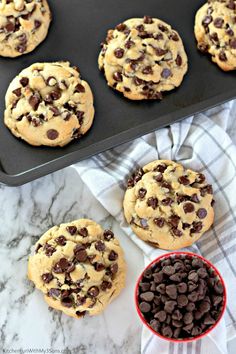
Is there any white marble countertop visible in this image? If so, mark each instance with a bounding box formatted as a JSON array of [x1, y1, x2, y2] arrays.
[[0, 167, 144, 353], [1, 104, 236, 354]]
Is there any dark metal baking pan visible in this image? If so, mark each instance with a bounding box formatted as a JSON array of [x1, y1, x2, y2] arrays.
[[0, 0, 235, 186]]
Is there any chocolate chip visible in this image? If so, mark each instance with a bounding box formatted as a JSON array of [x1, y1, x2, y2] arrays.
[[164, 300, 177, 313], [108, 250, 118, 261], [47, 129, 59, 140], [178, 176, 190, 185], [150, 319, 160, 332], [13, 88, 21, 97], [20, 77, 29, 87], [155, 47, 168, 56], [191, 194, 200, 203], [203, 314, 215, 325], [34, 19, 41, 29], [227, 0, 235, 10], [94, 262, 105, 271], [161, 197, 173, 206], [183, 202, 195, 213], [219, 51, 227, 62], [138, 188, 147, 198], [44, 243, 56, 257], [16, 43, 27, 53], [113, 71, 123, 82], [154, 217, 165, 228], [88, 286, 99, 297], [191, 221, 203, 233], [229, 38, 236, 49], [78, 228, 88, 237], [177, 282, 187, 294], [53, 258, 72, 274], [41, 273, 53, 283], [61, 296, 73, 308], [214, 280, 223, 295], [158, 24, 168, 32], [177, 294, 188, 307], [66, 226, 77, 235], [125, 40, 135, 49], [101, 281, 112, 291], [175, 54, 182, 66], [154, 310, 166, 322], [163, 265, 175, 276], [50, 107, 60, 116], [29, 93, 41, 110], [50, 90, 61, 100], [142, 66, 153, 75], [147, 197, 158, 209], [95, 241, 105, 252], [162, 326, 173, 338], [74, 245, 87, 262], [103, 230, 114, 241], [161, 68, 171, 79], [116, 23, 127, 31], [166, 284, 177, 299], [143, 15, 153, 24], [202, 15, 212, 26], [5, 21, 15, 32], [140, 291, 154, 302], [55, 235, 66, 246], [114, 48, 124, 58], [168, 215, 180, 228], [110, 263, 118, 274], [35, 243, 42, 253], [214, 17, 224, 28], [48, 288, 60, 298], [197, 208, 207, 219], [139, 301, 151, 313]]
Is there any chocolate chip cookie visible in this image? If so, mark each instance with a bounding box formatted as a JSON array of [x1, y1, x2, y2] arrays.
[[98, 16, 188, 100], [4, 61, 95, 147], [28, 219, 126, 318], [0, 0, 51, 57], [195, 0, 236, 71], [123, 160, 214, 250]]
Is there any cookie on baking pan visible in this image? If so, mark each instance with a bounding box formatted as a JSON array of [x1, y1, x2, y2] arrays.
[[4, 61, 95, 147], [98, 16, 188, 100], [28, 219, 126, 318], [123, 160, 214, 250], [0, 0, 51, 57], [195, 0, 236, 71]]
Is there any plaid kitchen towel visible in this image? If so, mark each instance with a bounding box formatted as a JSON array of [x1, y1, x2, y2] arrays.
[[72, 100, 236, 354]]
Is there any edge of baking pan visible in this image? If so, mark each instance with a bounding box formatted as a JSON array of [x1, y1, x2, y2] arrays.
[[0, 89, 235, 187]]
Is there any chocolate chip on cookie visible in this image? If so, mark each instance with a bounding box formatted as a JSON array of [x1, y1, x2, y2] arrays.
[[28, 219, 126, 318], [0, 0, 51, 58], [4, 62, 95, 147], [99, 16, 188, 100], [123, 160, 214, 250], [195, 0, 236, 71]]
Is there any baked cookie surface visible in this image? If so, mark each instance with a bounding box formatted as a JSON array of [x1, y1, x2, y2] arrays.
[[123, 160, 214, 250], [0, 0, 51, 57], [4, 61, 95, 147], [28, 219, 126, 318], [195, 0, 236, 71], [98, 16, 188, 100]]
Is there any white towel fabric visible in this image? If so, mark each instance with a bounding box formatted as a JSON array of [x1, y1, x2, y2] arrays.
[[72, 100, 236, 354]]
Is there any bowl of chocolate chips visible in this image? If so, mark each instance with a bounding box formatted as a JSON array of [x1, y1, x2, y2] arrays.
[[135, 252, 226, 342]]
